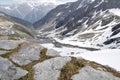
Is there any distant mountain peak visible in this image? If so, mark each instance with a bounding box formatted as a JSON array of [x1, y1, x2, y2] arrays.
[[22, 0, 58, 6], [0, 2, 56, 23]]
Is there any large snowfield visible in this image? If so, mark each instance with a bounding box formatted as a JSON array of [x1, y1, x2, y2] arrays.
[[72, 49, 120, 72], [42, 43, 120, 72]]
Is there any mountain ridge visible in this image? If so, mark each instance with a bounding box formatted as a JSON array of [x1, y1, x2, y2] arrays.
[[0, 2, 56, 23], [34, 0, 120, 48]]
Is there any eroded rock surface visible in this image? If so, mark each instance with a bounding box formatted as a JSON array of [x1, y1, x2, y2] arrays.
[[33, 57, 71, 80], [71, 66, 120, 80], [0, 36, 8, 40], [0, 40, 119, 80], [0, 51, 7, 55], [0, 57, 28, 80], [46, 49, 60, 57], [0, 40, 23, 50], [10, 42, 44, 65]]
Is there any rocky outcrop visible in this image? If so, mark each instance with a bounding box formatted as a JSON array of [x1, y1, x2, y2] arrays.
[[0, 51, 7, 55], [10, 42, 44, 65], [0, 39, 119, 80], [0, 57, 28, 80], [33, 57, 71, 80], [71, 66, 120, 80], [0, 14, 35, 39], [46, 49, 60, 57], [0, 40, 23, 50]]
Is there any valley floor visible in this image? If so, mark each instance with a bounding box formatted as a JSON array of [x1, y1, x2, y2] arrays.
[[41, 38, 120, 72]]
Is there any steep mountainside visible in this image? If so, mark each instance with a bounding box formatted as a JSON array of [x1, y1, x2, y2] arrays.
[[34, 0, 120, 48], [0, 12, 35, 39], [0, 2, 55, 23]]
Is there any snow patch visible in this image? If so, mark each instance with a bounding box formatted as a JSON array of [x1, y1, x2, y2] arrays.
[[4, 6, 11, 10], [41, 43, 89, 56], [72, 49, 120, 71], [56, 12, 62, 16], [94, 0, 104, 8], [109, 8, 120, 17]]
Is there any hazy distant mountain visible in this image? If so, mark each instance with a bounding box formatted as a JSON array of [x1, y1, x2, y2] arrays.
[[0, 2, 56, 23]]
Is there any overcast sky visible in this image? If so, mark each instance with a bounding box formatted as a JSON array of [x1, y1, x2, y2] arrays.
[[0, 0, 77, 5]]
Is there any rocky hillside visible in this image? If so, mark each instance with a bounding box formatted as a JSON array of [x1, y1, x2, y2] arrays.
[[0, 9, 120, 80], [0, 12, 35, 39], [34, 0, 120, 48], [0, 39, 120, 80]]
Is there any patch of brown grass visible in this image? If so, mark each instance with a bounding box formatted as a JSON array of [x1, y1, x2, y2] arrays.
[[58, 57, 120, 80], [8, 36, 17, 40], [0, 42, 53, 80], [17, 48, 53, 80], [0, 44, 21, 58], [58, 58, 85, 80]]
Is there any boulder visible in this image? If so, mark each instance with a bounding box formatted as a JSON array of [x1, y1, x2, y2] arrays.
[[71, 66, 120, 80], [0, 51, 7, 55], [46, 49, 60, 57], [33, 57, 71, 80], [0, 57, 28, 80], [0, 40, 23, 50], [10, 42, 44, 65]]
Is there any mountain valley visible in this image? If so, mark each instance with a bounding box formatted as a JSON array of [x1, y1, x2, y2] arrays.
[[0, 0, 120, 80]]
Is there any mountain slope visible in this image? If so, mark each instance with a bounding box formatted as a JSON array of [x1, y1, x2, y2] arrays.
[[34, 0, 120, 48], [0, 12, 35, 39]]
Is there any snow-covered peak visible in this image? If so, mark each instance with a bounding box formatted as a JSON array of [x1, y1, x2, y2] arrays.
[[0, 0, 56, 23], [77, 0, 96, 9], [22, 0, 58, 7], [109, 8, 120, 17], [3, 6, 11, 10], [90, 0, 96, 3]]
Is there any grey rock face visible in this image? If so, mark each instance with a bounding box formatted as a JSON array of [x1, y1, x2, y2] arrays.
[[0, 40, 23, 50], [10, 42, 44, 65], [33, 57, 71, 80], [46, 49, 60, 57], [0, 36, 8, 40], [71, 66, 120, 80], [0, 57, 28, 80], [0, 51, 7, 55]]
